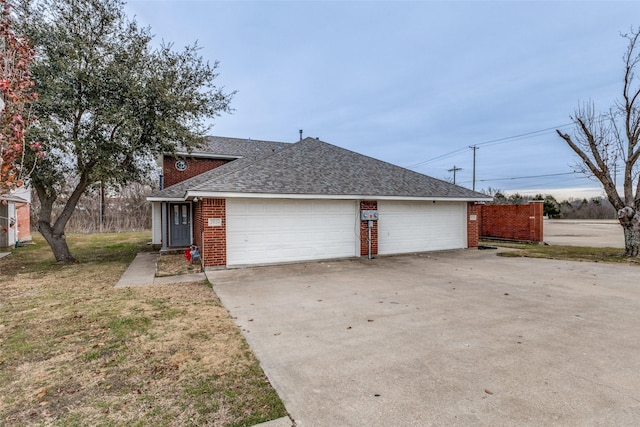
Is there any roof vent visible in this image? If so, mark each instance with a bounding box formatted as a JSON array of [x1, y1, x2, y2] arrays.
[[299, 129, 303, 141]]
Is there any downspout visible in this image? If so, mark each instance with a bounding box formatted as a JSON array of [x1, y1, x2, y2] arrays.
[[189, 202, 194, 246], [368, 220, 373, 260]]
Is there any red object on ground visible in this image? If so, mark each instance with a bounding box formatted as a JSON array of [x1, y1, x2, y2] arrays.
[[184, 249, 192, 262]]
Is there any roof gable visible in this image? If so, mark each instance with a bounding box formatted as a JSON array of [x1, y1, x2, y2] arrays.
[[151, 137, 489, 200]]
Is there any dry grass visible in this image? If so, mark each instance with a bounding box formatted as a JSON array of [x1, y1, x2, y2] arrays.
[[156, 253, 202, 276], [487, 240, 640, 264], [0, 232, 286, 426]]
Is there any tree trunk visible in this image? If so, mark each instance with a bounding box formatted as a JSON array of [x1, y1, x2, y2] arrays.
[[38, 221, 76, 263], [618, 207, 640, 256], [622, 225, 640, 256], [33, 169, 92, 264]]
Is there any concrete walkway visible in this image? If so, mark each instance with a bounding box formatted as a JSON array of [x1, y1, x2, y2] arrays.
[[115, 252, 206, 288]]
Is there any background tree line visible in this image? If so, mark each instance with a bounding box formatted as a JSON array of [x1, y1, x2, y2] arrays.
[[29, 182, 152, 233], [27, 185, 617, 235]]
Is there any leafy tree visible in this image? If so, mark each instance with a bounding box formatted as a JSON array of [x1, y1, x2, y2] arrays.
[[543, 195, 561, 218], [0, 0, 41, 197], [508, 192, 524, 205], [533, 194, 561, 218], [481, 187, 508, 204], [492, 192, 507, 203], [15, 0, 233, 263], [535, 194, 561, 218], [557, 28, 640, 256]]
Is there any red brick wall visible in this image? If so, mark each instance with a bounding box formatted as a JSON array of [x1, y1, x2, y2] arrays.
[[198, 198, 226, 267], [16, 202, 31, 241], [467, 202, 479, 248], [478, 202, 544, 242], [530, 202, 544, 242], [360, 200, 378, 256], [163, 157, 231, 188]]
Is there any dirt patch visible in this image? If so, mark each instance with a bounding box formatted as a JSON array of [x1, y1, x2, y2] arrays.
[[156, 253, 202, 276]]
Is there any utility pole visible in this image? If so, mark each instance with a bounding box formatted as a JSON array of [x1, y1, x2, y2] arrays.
[[448, 165, 462, 185], [613, 160, 619, 219], [469, 145, 479, 191]]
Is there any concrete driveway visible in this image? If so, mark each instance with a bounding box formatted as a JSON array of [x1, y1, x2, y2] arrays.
[[209, 250, 640, 426], [544, 219, 624, 248]]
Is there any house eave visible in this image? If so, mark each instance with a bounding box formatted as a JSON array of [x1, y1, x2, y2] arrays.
[[146, 196, 187, 202], [171, 152, 242, 160], [0, 194, 29, 203], [184, 190, 493, 203]]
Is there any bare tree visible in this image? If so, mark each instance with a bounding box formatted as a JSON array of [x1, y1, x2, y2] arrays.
[[30, 182, 153, 233], [557, 29, 640, 256], [559, 197, 616, 220]]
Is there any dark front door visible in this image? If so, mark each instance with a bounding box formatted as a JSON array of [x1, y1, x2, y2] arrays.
[[170, 203, 191, 247]]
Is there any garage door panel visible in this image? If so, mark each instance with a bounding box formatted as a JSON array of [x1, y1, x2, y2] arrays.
[[378, 201, 466, 254], [227, 199, 358, 266]]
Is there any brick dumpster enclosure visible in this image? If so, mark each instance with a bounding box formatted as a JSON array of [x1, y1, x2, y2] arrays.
[[478, 201, 543, 242]]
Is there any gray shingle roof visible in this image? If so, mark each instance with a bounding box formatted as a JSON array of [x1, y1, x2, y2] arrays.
[[180, 136, 290, 159], [151, 137, 489, 200]]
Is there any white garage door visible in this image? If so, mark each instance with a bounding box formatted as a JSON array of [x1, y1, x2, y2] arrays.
[[227, 199, 359, 266], [378, 201, 467, 255]]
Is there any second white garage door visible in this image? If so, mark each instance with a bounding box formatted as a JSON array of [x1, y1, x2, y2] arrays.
[[227, 199, 360, 266], [378, 201, 467, 255]]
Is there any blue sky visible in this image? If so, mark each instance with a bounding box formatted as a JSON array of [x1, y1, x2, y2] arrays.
[[126, 0, 640, 200]]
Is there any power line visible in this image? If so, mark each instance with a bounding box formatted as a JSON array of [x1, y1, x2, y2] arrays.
[[458, 171, 577, 185], [411, 146, 468, 166], [408, 123, 574, 169], [471, 124, 574, 149], [495, 174, 598, 192]]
